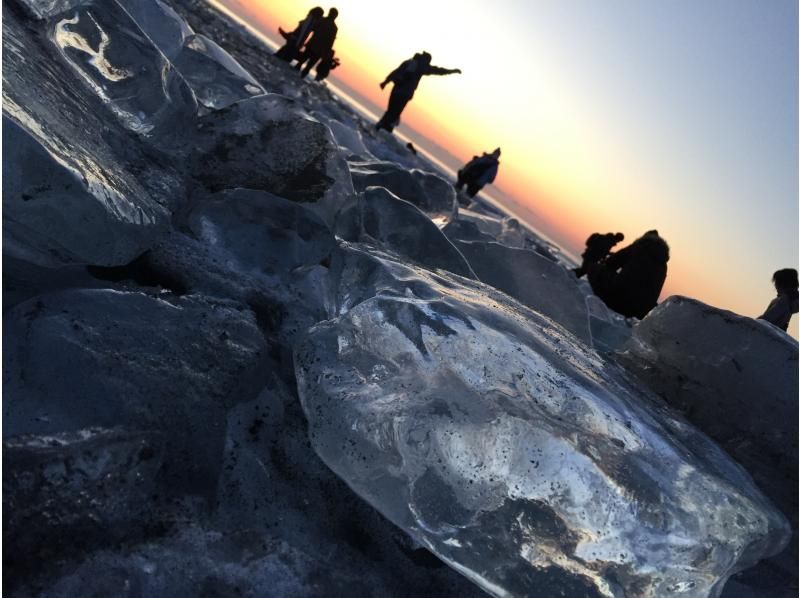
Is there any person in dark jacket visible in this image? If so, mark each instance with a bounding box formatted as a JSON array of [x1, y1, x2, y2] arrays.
[[375, 52, 461, 132], [314, 49, 340, 81], [758, 268, 799, 331], [573, 232, 624, 278], [296, 8, 338, 78], [456, 148, 501, 197], [275, 7, 323, 62], [588, 230, 669, 319]]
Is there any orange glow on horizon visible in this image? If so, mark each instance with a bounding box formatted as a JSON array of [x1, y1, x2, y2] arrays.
[[216, 1, 745, 305], [218, 2, 591, 244], [214, 0, 797, 336]]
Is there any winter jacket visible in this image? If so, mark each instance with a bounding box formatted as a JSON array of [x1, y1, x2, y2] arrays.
[[590, 234, 669, 319], [387, 58, 456, 96], [306, 17, 337, 55], [759, 291, 799, 331]]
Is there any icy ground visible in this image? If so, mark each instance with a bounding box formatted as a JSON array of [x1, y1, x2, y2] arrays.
[[3, 0, 798, 596]]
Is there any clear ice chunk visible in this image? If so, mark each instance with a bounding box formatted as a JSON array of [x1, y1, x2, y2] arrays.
[[349, 160, 458, 226], [117, 0, 194, 60], [50, 1, 197, 137], [455, 239, 592, 342], [2, 115, 169, 266], [173, 34, 265, 110], [189, 95, 353, 227], [335, 187, 476, 279], [13, 0, 85, 20], [295, 247, 790, 597], [617, 296, 798, 524]]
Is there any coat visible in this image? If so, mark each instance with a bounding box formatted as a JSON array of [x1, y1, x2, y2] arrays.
[[305, 17, 337, 55], [589, 234, 669, 319], [759, 291, 799, 331]]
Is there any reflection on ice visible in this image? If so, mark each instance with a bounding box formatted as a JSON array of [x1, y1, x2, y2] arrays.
[[296, 245, 791, 598], [54, 13, 132, 82], [50, 2, 196, 136], [173, 33, 264, 110]]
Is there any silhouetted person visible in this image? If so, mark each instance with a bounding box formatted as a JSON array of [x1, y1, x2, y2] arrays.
[[275, 7, 323, 62], [455, 148, 501, 197], [758, 268, 798, 331], [588, 230, 669, 319], [375, 52, 461, 132], [296, 8, 338, 79], [573, 232, 624, 278], [314, 49, 340, 81]]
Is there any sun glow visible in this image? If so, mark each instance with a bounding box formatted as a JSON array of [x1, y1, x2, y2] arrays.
[[216, 0, 798, 336]]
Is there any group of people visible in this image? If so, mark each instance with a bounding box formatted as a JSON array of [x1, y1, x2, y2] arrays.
[[277, 9, 795, 331], [574, 230, 670, 320], [275, 7, 340, 82], [278, 7, 501, 200], [574, 231, 797, 330]]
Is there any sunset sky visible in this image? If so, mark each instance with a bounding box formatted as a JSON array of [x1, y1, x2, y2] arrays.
[[217, 0, 798, 336]]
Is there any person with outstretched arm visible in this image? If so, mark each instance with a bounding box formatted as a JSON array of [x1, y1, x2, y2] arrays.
[[376, 52, 461, 133]]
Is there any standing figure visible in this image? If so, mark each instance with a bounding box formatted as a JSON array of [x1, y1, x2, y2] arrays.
[[455, 148, 501, 197], [296, 8, 339, 79], [758, 268, 799, 331], [314, 49, 340, 81], [588, 230, 669, 319], [376, 52, 461, 133], [275, 7, 323, 63], [573, 232, 624, 278]]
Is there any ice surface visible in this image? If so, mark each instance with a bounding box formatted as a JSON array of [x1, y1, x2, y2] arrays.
[[4, 3, 185, 267], [455, 207, 505, 237], [443, 218, 497, 244], [586, 295, 634, 353], [296, 246, 790, 598], [87, 187, 340, 345], [50, 1, 197, 137], [12, 0, 84, 20], [4, 427, 164, 579], [3, 116, 170, 267], [189, 95, 354, 227], [617, 296, 798, 524], [455, 239, 592, 342], [325, 118, 374, 158], [5, 0, 796, 594], [350, 160, 458, 225], [117, 0, 194, 60], [4, 289, 270, 497], [335, 187, 477, 280], [173, 33, 265, 110], [188, 188, 335, 275]]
